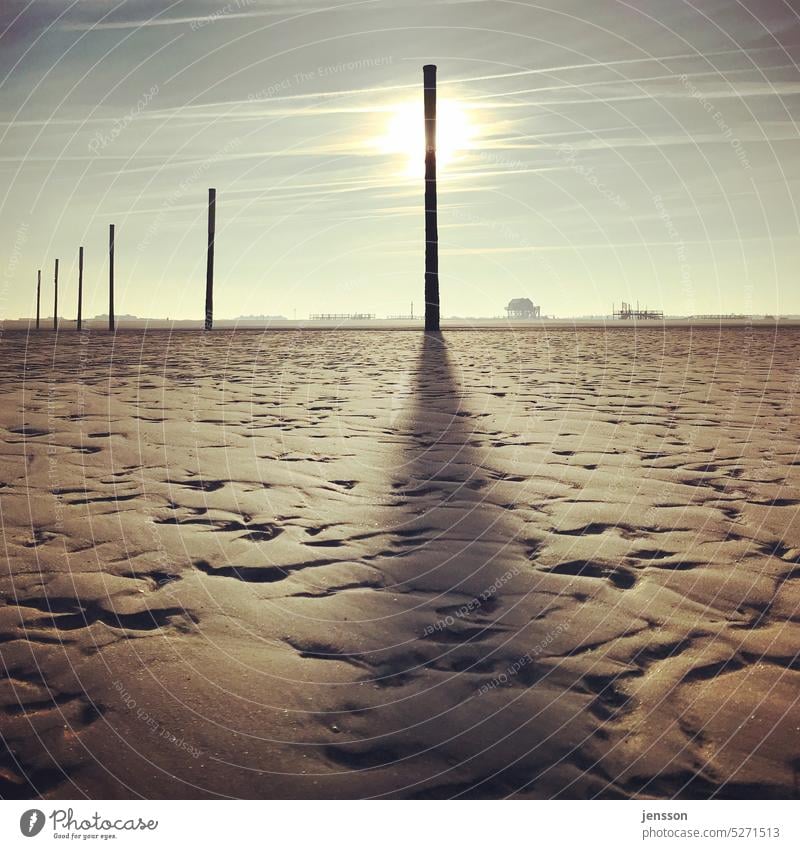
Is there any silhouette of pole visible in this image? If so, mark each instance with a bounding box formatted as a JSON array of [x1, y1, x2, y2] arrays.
[[108, 224, 115, 331], [423, 64, 439, 331], [77, 246, 84, 331], [36, 270, 40, 329], [53, 258, 59, 331], [205, 188, 216, 330]]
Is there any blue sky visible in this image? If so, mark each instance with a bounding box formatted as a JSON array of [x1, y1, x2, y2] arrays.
[[1, 0, 799, 319]]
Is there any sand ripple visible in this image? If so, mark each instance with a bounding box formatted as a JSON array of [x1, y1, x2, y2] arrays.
[[0, 327, 798, 798]]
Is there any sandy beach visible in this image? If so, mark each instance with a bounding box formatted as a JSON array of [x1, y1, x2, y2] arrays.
[[1, 326, 798, 799]]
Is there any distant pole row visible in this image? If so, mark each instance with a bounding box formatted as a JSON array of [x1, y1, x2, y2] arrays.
[[31, 66, 438, 333], [34, 195, 216, 332], [34, 225, 115, 331]]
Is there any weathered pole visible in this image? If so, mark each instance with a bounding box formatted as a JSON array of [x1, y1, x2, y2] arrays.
[[423, 64, 440, 331], [77, 246, 84, 331], [53, 258, 59, 331], [36, 270, 40, 329], [109, 224, 115, 331], [205, 188, 216, 330]]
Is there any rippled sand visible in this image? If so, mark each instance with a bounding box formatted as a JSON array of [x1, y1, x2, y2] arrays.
[[1, 327, 798, 799]]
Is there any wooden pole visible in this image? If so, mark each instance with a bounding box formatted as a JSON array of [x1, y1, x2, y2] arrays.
[[53, 258, 59, 331], [77, 246, 84, 331], [205, 188, 216, 330], [109, 224, 115, 331], [36, 270, 40, 329], [423, 64, 440, 332]]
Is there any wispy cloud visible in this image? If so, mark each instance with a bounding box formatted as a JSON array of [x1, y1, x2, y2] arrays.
[[467, 65, 800, 103], [60, 7, 300, 32], [57, 0, 479, 33], [436, 235, 798, 255], [425, 46, 791, 88]]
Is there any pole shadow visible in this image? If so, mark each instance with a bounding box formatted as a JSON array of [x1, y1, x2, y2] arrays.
[[317, 332, 600, 799]]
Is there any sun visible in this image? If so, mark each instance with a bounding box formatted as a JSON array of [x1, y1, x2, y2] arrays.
[[377, 99, 474, 177]]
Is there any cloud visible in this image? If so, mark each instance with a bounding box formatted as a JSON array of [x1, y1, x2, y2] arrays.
[[0, 0, 336, 39], [443, 46, 790, 89], [59, 7, 306, 32], [55, 0, 475, 33], [437, 234, 797, 255]]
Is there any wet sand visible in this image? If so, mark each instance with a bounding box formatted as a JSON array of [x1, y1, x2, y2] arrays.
[[1, 327, 798, 799]]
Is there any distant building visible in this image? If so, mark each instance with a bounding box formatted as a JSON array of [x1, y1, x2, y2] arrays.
[[505, 298, 540, 319], [613, 301, 664, 320]]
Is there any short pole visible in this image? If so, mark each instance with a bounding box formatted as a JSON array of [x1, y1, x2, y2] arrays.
[[205, 188, 216, 331], [423, 64, 440, 332], [36, 270, 40, 329], [53, 258, 59, 331], [77, 246, 84, 331], [109, 224, 115, 331]]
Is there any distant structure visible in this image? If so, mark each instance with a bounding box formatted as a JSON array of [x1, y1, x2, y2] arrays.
[[387, 301, 421, 320], [236, 314, 287, 321], [91, 313, 138, 321], [505, 297, 541, 319], [687, 313, 749, 320], [613, 301, 664, 320], [309, 313, 375, 320]]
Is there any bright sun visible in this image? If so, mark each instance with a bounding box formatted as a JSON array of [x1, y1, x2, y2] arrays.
[[377, 99, 474, 177]]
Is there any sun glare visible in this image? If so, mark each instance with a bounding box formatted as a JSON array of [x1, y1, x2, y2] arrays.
[[377, 99, 474, 176]]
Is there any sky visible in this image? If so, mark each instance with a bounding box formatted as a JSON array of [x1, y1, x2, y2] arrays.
[[1, 0, 799, 320]]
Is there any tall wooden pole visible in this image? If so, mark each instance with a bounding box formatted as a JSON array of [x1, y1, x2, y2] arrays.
[[36, 270, 40, 329], [108, 224, 115, 331], [205, 188, 216, 331], [53, 259, 59, 331], [423, 64, 440, 332], [77, 246, 84, 331]]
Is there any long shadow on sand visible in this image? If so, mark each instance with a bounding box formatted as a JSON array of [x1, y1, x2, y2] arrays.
[[309, 332, 610, 798]]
